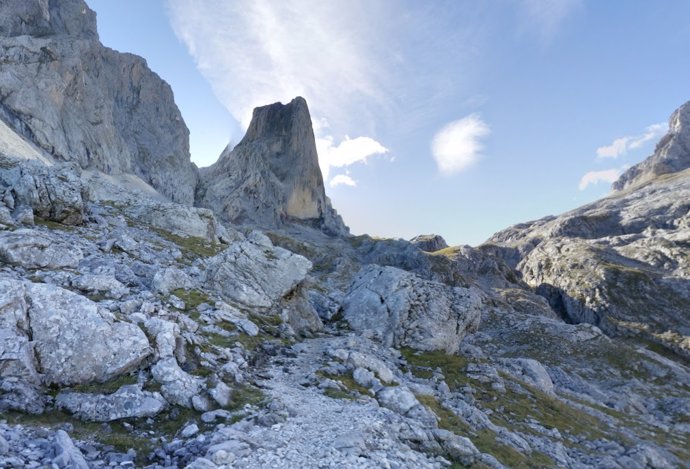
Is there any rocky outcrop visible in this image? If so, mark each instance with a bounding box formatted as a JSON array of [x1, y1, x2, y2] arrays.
[[56, 385, 167, 422], [204, 231, 312, 309], [342, 265, 482, 353], [0, 159, 87, 226], [196, 97, 348, 235], [0, 229, 83, 269], [613, 100, 690, 191], [27, 282, 151, 386], [0, 0, 197, 204], [410, 234, 448, 252]]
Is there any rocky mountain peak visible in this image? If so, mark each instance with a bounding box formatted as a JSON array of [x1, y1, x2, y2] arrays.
[[196, 97, 349, 235], [241, 96, 311, 143], [613, 99, 690, 190], [0, 0, 97, 39]]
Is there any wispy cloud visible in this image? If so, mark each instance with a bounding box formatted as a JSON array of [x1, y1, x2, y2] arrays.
[[329, 174, 357, 188], [516, 0, 582, 41], [578, 168, 622, 190], [431, 115, 490, 175], [596, 123, 667, 159], [166, 0, 391, 134]]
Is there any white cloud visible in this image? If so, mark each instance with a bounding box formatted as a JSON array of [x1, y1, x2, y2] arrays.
[[578, 168, 621, 190], [596, 122, 667, 159], [517, 0, 582, 41], [431, 115, 490, 175], [329, 174, 357, 188], [315, 132, 389, 182]]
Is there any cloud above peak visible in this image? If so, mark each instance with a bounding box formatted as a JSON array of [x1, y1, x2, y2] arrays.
[[167, 0, 385, 131], [432, 115, 490, 175], [578, 168, 622, 191], [596, 122, 667, 159]]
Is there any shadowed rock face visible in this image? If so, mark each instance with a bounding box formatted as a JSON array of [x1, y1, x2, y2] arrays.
[[613, 100, 690, 191], [196, 97, 348, 236], [0, 0, 198, 204]]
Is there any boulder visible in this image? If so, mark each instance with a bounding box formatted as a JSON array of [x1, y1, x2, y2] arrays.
[[127, 202, 227, 243], [0, 278, 43, 413], [152, 267, 195, 295], [70, 273, 128, 299], [0, 229, 83, 269], [0, 161, 86, 225], [151, 357, 204, 409], [52, 430, 89, 469], [56, 385, 167, 421], [204, 233, 311, 309], [342, 265, 482, 353], [27, 283, 150, 385], [410, 234, 449, 252]]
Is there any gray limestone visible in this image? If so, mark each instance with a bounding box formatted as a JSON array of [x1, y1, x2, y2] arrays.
[[27, 282, 150, 385], [0, 229, 83, 269], [204, 233, 312, 309], [56, 384, 167, 422], [0, 0, 198, 204], [342, 265, 482, 353], [410, 234, 449, 252]]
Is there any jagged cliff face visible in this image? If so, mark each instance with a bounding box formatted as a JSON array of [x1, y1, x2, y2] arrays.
[[613, 100, 690, 191], [196, 97, 348, 236], [0, 0, 198, 204]]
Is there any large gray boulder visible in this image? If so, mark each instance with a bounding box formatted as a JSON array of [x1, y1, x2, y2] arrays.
[[614, 100, 690, 191], [27, 283, 150, 385], [342, 265, 482, 353], [0, 278, 43, 413], [0, 229, 83, 269], [204, 232, 312, 309], [56, 385, 167, 422], [410, 234, 448, 252], [151, 357, 204, 409], [0, 0, 198, 204], [196, 97, 348, 235], [0, 159, 86, 225]]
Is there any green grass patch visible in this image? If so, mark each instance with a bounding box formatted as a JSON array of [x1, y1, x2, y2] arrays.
[[170, 288, 211, 320], [416, 395, 554, 468], [34, 218, 78, 231], [151, 227, 223, 261], [317, 371, 371, 397], [69, 373, 139, 395]]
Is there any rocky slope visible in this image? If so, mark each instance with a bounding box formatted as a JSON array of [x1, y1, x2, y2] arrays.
[[0, 3, 689, 469], [0, 0, 198, 204], [196, 97, 348, 236], [487, 101, 690, 358]]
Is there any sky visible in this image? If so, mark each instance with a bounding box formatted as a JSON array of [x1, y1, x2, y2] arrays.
[[87, 0, 690, 246]]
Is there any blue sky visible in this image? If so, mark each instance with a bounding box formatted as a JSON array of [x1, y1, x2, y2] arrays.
[[87, 0, 690, 246]]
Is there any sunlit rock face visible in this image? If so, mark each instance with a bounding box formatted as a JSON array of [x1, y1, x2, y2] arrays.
[[196, 97, 348, 236]]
